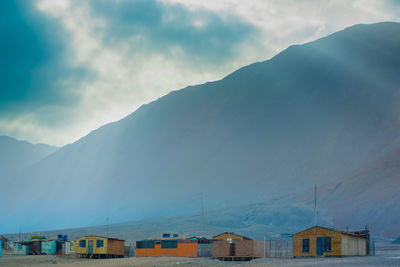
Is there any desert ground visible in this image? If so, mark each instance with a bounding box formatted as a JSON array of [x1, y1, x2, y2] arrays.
[[1, 243, 399, 267]]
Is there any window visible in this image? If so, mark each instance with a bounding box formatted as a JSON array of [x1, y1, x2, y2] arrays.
[[136, 240, 155, 249], [79, 240, 86, 248], [161, 240, 178, 249], [302, 239, 309, 253], [146, 241, 155, 248], [161, 240, 169, 248], [324, 237, 332, 252], [96, 240, 104, 248], [170, 240, 178, 248]]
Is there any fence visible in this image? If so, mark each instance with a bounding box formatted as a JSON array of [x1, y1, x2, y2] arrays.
[[265, 235, 293, 258]]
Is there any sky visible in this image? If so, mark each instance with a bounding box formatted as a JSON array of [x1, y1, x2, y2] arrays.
[[1, 0, 400, 146]]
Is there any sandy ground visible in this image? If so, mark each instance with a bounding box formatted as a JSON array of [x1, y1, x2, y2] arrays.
[[1, 244, 399, 267]]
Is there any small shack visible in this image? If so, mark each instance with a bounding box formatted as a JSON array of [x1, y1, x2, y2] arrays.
[[1, 236, 9, 250], [12, 242, 29, 255], [136, 236, 213, 257], [18, 240, 43, 255], [293, 226, 367, 257], [41, 240, 62, 255], [213, 232, 263, 261], [62, 240, 75, 255], [75, 236, 125, 258]]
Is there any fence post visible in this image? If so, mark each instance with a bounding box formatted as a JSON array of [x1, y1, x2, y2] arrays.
[[264, 236, 266, 258]]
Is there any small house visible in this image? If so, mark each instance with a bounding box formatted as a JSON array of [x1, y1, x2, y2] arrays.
[[293, 226, 367, 257], [136, 236, 213, 257], [75, 236, 125, 258], [213, 232, 263, 261]]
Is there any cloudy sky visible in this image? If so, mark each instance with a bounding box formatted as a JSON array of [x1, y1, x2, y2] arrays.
[[1, 0, 400, 146]]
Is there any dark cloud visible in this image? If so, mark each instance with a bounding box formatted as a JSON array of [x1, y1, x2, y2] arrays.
[[0, 0, 91, 119], [87, 0, 258, 66]]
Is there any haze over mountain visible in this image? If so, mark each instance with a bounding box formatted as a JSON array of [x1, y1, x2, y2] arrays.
[[0, 136, 58, 181], [2, 22, 400, 234], [5, 146, 399, 240]]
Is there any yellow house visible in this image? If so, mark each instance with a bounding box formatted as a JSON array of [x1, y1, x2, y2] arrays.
[[293, 226, 367, 257], [75, 235, 125, 258]]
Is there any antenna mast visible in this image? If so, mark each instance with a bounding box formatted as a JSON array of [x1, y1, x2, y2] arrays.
[[106, 216, 109, 239]]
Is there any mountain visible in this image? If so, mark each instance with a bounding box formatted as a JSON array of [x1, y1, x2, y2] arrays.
[[3, 22, 400, 233], [293, 146, 400, 238], [0, 136, 58, 182]]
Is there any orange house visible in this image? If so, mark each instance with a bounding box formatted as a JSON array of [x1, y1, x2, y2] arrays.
[[136, 237, 213, 257]]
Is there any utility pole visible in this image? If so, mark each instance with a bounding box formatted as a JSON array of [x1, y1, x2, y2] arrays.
[[200, 192, 205, 237], [314, 184, 317, 234], [106, 216, 109, 239]]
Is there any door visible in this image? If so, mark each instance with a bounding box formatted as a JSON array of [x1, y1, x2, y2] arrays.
[[316, 237, 324, 256], [88, 240, 93, 254], [229, 243, 235, 256]]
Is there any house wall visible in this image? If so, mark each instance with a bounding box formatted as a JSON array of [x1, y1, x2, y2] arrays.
[[235, 240, 264, 257], [293, 227, 342, 257], [197, 243, 213, 257], [107, 239, 125, 256], [136, 241, 198, 257], [213, 241, 230, 258], [42, 241, 57, 254], [93, 237, 107, 255], [12, 243, 29, 255], [213, 240, 263, 258], [341, 234, 366, 256]]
